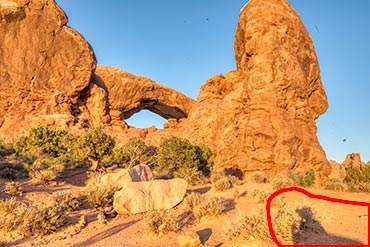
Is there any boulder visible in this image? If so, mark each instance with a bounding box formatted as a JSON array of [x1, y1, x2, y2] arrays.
[[160, 0, 331, 178], [113, 178, 187, 214], [342, 153, 363, 170], [100, 164, 153, 189], [178, 231, 202, 247]]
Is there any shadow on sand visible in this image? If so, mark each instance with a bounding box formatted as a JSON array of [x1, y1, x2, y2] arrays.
[[294, 207, 365, 245]]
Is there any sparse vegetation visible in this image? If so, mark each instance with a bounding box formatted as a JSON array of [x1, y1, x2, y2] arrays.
[[344, 165, 370, 193], [211, 171, 241, 191], [83, 173, 119, 207], [250, 188, 270, 203], [324, 180, 347, 191], [144, 210, 179, 235], [247, 172, 267, 183], [4, 181, 22, 195], [0, 197, 68, 236], [271, 173, 294, 189], [183, 192, 226, 220], [50, 192, 81, 212]]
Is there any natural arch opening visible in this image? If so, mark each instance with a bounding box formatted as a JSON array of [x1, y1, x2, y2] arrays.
[[125, 109, 167, 129]]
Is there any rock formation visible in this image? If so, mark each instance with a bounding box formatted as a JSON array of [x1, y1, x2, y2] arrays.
[[94, 65, 195, 123], [0, 0, 98, 138], [113, 178, 188, 214], [0, 0, 331, 178], [163, 0, 331, 178], [342, 153, 363, 170]]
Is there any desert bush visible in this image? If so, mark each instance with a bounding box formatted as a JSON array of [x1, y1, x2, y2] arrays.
[[271, 173, 294, 189], [4, 181, 22, 195], [183, 192, 226, 220], [24, 158, 64, 185], [0, 139, 14, 157], [183, 192, 203, 211], [14, 125, 75, 161], [223, 212, 274, 246], [211, 171, 241, 191], [296, 169, 316, 187], [76, 127, 115, 170], [144, 210, 179, 235], [250, 188, 270, 203], [154, 136, 212, 184], [83, 173, 119, 207], [224, 206, 302, 246], [344, 165, 370, 193], [0, 197, 67, 236], [247, 172, 267, 183], [50, 192, 80, 212], [119, 138, 154, 167], [324, 180, 347, 191]]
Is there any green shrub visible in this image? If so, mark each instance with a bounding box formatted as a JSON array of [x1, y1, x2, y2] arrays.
[[76, 127, 115, 170], [344, 165, 370, 193], [271, 173, 294, 189], [154, 136, 212, 184], [14, 125, 75, 161], [83, 173, 119, 207], [144, 210, 179, 235], [297, 169, 316, 187]]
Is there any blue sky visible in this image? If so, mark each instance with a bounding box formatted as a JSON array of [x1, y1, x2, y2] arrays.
[[56, 0, 370, 163]]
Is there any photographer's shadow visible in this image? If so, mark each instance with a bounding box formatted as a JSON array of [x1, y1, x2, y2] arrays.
[[295, 207, 364, 245]]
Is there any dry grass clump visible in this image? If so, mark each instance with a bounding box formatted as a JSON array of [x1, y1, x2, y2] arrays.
[[324, 180, 347, 191], [0, 197, 67, 236], [223, 211, 274, 246], [250, 188, 270, 203], [271, 173, 294, 189], [83, 173, 119, 208], [247, 172, 267, 183], [183, 192, 226, 220], [211, 172, 241, 191], [4, 181, 22, 196], [50, 191, 81, 212], [144, 210, 179, 235]]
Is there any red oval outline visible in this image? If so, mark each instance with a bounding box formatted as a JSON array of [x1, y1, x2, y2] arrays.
[[266, 186, 370, 247]]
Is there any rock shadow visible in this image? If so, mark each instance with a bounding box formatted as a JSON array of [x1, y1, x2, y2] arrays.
[[71, 219, 140, 247], [197, 228, 212, 243], [294, 206, 365, 245]]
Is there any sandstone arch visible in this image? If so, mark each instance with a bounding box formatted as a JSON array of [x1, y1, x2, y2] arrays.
[[94, 65, 195, 122]]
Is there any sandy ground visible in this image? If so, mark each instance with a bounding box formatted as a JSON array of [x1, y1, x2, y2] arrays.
[[0, 170, 369, 247]]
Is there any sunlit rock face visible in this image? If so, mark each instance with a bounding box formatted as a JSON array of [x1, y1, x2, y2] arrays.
[[0, 0, 97, 138], [169, 0, 331, 178]]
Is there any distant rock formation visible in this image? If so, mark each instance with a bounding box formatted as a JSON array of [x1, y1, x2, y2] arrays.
[[162, 0, 331, 178], [342, 153, 363, 170]]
